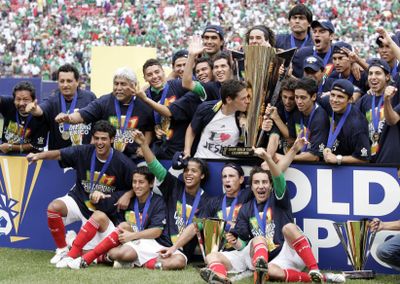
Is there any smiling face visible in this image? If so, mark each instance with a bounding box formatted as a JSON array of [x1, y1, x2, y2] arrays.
[[222, 167, 244, 197], [173, 57, 187, 79], [312, 26, 333, 53], [202, 32, 224, 55], [58, 71, 79, 100], [144, 64, 166, 90], [183, 161, 205, 190], [113, 76, 135, 104], [251, 172, 272, 203], [213, 58, 232, 83], [14, 90, 33, 116], [92, 131, 113, 160], [295, 88, 316, 115], [329, 89, 350, 114], [368, 66, 389, 94], [132, 173, 152, 202], [195, 62, 213, 83]]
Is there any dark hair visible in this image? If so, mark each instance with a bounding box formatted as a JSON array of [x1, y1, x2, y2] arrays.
[[295, 77, 318, 96], [220, 79, 247, 104], [186, 157, 209, 185], [195, 57, 213, 70], [213, 51, 233, 70], [280, 77, 298, 93], [249, 166, 272, 185], [222, 162, 244, 177], [57, 64, 79, 81], [245, 25, 276, 47], [288, 4, 313, 23], [142, 58, 163, 75], [133, 166, 155, 184], [92, 120, 117, 139], [12, 81, 36, 100]]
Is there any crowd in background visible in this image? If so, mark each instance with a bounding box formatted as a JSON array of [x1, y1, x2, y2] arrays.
[[0, 0, 399, 85]]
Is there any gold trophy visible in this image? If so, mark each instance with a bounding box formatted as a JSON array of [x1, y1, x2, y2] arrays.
[[194, 218, 226, 262], [69, 125, 83, 146], [113, 129, 127, 152], [333, 219, 376, 279]]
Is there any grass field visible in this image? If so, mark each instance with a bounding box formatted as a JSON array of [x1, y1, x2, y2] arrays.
[[0, 248, 399, 284]]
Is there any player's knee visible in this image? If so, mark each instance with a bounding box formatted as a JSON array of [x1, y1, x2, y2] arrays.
[[91, 210, 108, 223], [267, 264, 285, 280], [282, 223, 298, 237], [252, 235, 266, 244], [376, 243, 390, 262], [47, 200, 66, 214], [117, 222, 131, 231]]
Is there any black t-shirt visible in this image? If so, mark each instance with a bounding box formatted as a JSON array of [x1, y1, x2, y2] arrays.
[[0, 96, 47, 150], [275, 33, 314, 50], [328, 70, 368, 94], [60, 144, 136, 223], [292, 46, 333, 78], [79, 94, 154, 160], [40, 89, 96, 150], [122, 193, 171, 247]]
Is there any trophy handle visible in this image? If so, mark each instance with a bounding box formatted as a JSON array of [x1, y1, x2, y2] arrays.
[[333, 222, 356, 268]]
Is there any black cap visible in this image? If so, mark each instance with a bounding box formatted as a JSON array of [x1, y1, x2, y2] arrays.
[[332, 41, 353, 54], [331, 79, 354, 97], [311, 20, 335, 33], [303, 55, 324, 72], [367, 58, 391, 74], [202, 25, 224, 40], [172, 49, 188, 66], [171, 151, 189, 170]]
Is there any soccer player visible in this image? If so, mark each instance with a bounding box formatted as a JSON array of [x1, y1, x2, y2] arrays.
[[170, 49, 188, 79], [184, 79, 250, 159], [246, 25, 276, 47], [26, 120, 136, 265], [133, 129, 211, 269], [287, 77, 329, 162], [55, 67, 154, 161], [202, 25, 225, 60], [275, 4, 313, 50], [303, 55, 334, 99], [25, 64, 96, 149], [0, 81, 47, 153], [322, 79, 370, 164]]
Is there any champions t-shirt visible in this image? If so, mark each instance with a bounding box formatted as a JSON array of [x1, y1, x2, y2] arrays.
[[40, 89, 96, 150], [59, 144, 136, 223], [0, 96, 47, 150], [122, 193, 171, 247]]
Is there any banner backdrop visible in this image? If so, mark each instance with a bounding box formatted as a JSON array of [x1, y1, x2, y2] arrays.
[[0, 155, 398, 274]]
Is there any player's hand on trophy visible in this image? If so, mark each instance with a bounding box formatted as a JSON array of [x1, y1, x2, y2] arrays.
[[265, 104, 279, 121], [370, 218, 383, 232], [261, 117, 273, 132], [188, 35, 206, 56], [159, 245, 177, 258], [132, 129, 146, 145], [25, 99, 38, 114], [90, 191, 111, 204]]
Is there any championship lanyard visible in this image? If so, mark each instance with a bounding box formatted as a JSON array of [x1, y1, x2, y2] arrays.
[[152, 83, 170, 125], [89, 148, 113, 193], [300, 104, 317, 151], [290, 34, 309, 49], [114, 97, 135, 134], [222, 193, 239, 222], [313, 47, 332, 67], [182, 188, 202, 227], [15, 113, 32, 144], [60, 93, 78, 132], [133, 193, 152, 231], [327, 104, 352, 149], [253, 199, 270, 237], [371, 94, 384, 133], [391, 62, 399, 78]]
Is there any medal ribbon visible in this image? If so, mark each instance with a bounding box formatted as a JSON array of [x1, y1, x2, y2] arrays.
[[371, 94, 384, 133], [89, 148, 114, 193], [391, 62, 398, 78], [253, 199, 270, 237], [313, 47, 332, 67], [182, 188, 202, 227], [327, 104, 352, 148], [15, 113, 33, 144], [134, 193, 152, 231], [222, 193, 239, 222], [60, 92, 78, 132], [152, 83, 170, 125], [290, 34, 309, 49], [300, 104, 317, 151], [114, 97, 135, 134]]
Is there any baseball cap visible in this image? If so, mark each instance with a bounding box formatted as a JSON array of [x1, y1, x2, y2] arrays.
[[171, 151, 189, 170], [332, 41, 353, 54], [202, 25, 224, 40], [376, 35, 400, 47], [303, 55, 324, 72], [367, 58, 391, 74], [311, 20, 335, 33], [331, 79, 354, 97], [172, 49, 188, 66]]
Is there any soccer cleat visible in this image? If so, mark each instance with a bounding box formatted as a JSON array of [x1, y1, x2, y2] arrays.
[[309, 269, 324, 282], [65, 230, 77, 248], [67, 257, 88, 270], [50, 247, 69, 265], [199, 267, 232, 284], [324, 272, 346, 283], [254, 256, 268, 284], [55, 256, 74, 268], [113, 260, 133, 269]]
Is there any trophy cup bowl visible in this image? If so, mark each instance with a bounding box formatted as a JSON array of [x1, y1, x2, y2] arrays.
[[333, 219, 376, 279]]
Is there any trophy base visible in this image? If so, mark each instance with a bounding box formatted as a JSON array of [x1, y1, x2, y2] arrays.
[[343, 270, 375, 279], [222, 147, 254, 158]]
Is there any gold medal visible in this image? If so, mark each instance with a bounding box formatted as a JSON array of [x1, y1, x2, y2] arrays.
[[61, 131, 70, 140], [113, 139, 126, 152], [372, 132, 380, 143]]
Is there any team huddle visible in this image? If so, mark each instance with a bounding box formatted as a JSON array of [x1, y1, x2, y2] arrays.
[[1, 2, 399, 284]]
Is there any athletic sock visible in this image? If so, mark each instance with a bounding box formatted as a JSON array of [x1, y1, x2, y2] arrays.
[[47, 210, 67, 248], [209, 262, 227, 277], [252, 242, 268, 266], [144, 257, 158, 269], [284, 269, 312, 282], [83, 229, 120, 265], [68, 217, 99, 258], [292, 236, 318, 271]]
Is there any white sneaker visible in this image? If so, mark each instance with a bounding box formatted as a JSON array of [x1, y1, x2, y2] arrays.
[[113, 260, 133, 269], [67, 257, 88, 270], [324, 272, 346, 283], [65, 230, 77, 248], [56, 256, 73, 268], [50, 247, 69, 265]]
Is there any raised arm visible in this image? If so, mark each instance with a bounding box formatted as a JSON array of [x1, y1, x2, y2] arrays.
[[376, 27, 400, 62], [383, 86, 400, 125], [182, 36, 206, 91], [133, 85, 172, 118]]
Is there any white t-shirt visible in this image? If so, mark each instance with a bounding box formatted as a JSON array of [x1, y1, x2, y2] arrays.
[[194, 110, 239, 159]]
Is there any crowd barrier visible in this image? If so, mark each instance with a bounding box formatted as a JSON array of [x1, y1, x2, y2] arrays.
[[0, 154, 398, 274]]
